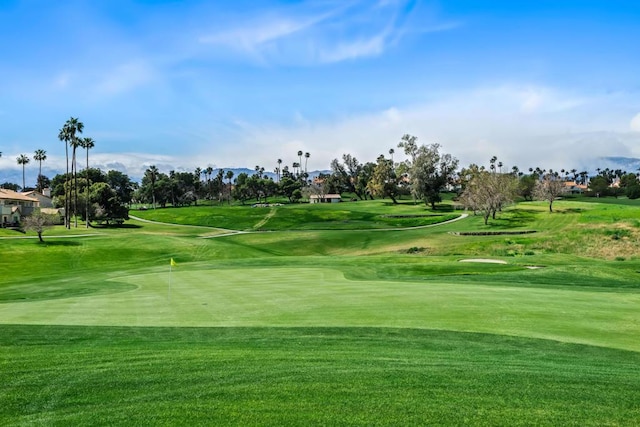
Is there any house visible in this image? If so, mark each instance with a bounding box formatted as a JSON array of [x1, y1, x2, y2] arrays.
[[309, 194, 342, 203], [23, 190, 54, 208], [564, 181, 587, 194], [0, 189, 40, 226], [40, 207, 65, 225]]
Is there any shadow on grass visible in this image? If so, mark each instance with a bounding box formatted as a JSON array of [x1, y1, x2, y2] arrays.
[[92, 223, 142, 229], [38, 240, 81, 247], [484, 208, 538, 229]]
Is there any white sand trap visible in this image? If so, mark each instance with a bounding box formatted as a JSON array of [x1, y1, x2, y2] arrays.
[[525, 266, 545, 269], [459, 259, 507, 264]]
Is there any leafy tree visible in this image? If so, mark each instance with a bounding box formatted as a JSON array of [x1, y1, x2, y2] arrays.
[[279, 175, 303, 203], [233, 173, 251, 204], [534, 173, 568, 212], [399, 136, 458, 209], [367, 155, 400, 203], [1, 182, 20, 191], [518, 174, 537, 201], [36, 175, 51, 192], [330, 154, 364, 198], [588, 175, 610, 198], [16, 154, 30, 191], [106, 170, 135, 204], [23, 211, 57, 242], [90, 182, 129, 224]]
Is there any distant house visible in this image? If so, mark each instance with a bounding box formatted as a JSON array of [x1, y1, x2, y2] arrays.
[[309, 194, 342, 204], [564, 181, 587, 194], [0, 189, 39, 226]]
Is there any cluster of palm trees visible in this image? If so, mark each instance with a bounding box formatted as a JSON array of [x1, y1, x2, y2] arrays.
[[274, 151, 310, 183], [57, 117, 95, 229]]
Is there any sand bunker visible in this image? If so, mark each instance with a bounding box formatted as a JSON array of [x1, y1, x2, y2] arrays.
[[459, 259, 507, 264]]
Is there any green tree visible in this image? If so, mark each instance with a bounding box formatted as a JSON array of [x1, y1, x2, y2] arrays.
[[33, 149, 47, 192], [16, 154, 30, 191], [400, 137, 458, 209], [588, 175, 610, 198], [58, 117, 84, 228], [367, 155, 399, 203]]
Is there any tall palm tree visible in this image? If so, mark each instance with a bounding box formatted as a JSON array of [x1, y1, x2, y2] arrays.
[[225, 170, 234, 204], [59, 117, 84, 228], [297, 150, 303, 173], [145, 165, 158, 209], [33, 149, 47, 192], [277, 158, 282, 182], [389, 148, 394, 164], [205, 166, 214, 199], [58, 126, 71, 227], [69, 136, 83, 227], [81, 137, 95, 227], [16, 154, 30, 191], [304, 152, 310, 174]]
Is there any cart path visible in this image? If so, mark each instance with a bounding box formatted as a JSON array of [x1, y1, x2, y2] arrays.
[[133, 212, 469, 238]]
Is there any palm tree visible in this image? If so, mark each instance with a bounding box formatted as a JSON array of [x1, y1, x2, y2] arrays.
[[33, 149, 47, 192], [297, 150, 303, 172], [225, 170, 234, 204], [205, 166, 214, 199], [145, 165, 159, 209], [389, 148, 394, 164], [58, 126, 71, 227], [69, 136, 83, 227], [277, 159, 282, 182], [16, 154, 30, 191], [81, 137, 95, 227], [304, 152, 310, 174], [59, 117, 84, 228]]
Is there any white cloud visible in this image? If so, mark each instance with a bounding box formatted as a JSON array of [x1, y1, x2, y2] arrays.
[[94, 60, 156, 96], [631, 113, 640, 132]]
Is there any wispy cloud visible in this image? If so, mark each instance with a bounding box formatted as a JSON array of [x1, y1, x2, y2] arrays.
[[197, 0, 450, 65]]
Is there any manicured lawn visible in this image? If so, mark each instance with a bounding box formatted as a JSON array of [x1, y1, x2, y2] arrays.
[[2, 197, 640, 425], [2, 326, 640, 426]]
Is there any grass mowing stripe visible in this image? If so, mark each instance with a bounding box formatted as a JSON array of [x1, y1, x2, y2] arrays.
[[2, 326, 639, 426]]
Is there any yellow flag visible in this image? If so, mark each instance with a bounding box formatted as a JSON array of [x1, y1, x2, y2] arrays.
[[170, 258, 177, 267]]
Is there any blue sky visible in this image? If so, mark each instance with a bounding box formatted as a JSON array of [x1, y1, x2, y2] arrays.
[[1, 0, 640, 183]]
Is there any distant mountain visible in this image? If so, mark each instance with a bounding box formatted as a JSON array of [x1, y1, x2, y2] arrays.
[[596, 157, 640, 174]]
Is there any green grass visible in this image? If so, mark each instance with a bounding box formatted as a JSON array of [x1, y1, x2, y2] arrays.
[[2, 197, 640, 425], [133, 200, 459, 231], [3, 326, 640, 426]]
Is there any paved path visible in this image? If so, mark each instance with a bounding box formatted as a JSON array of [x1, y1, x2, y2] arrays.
[[132, 212, 469, 238], [2, 213, 469, 241]]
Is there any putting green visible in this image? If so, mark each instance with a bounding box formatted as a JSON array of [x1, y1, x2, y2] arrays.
[[2, 266, 638, 352]]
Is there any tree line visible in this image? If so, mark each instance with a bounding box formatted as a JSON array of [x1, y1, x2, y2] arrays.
[[7, 122, 640, 229]]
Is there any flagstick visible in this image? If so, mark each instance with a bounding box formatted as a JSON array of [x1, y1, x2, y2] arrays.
[[168, 264, 172, 301]]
